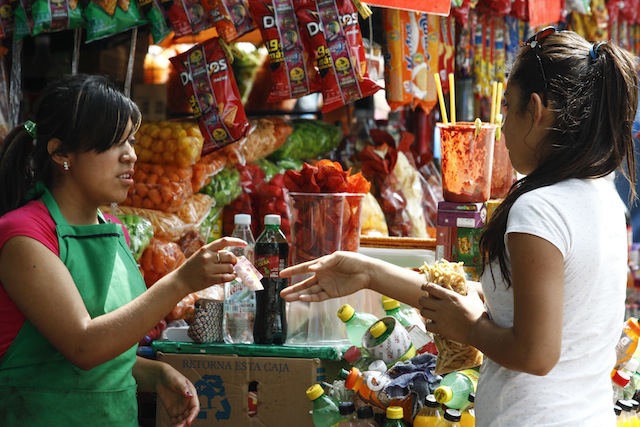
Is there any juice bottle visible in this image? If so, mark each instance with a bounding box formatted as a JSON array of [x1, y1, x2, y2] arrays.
[[617, 400, 634, 427], [382, 406, 408, 427], [435, 409, 462, 427], [433, 369, 479, 410], [306, 384, 342, 427], [615, 318, 640, 370], [253, 214, 289, 344], [459, 392, 475, 427], [338, 304, 379, 348], [412, 394, 443, 427], [338, 401, 358, 426]]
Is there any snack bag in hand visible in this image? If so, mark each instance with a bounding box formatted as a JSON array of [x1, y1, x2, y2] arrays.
[[419, 259, 483, 374]]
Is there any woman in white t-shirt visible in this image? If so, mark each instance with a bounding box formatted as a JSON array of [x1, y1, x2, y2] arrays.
[[279, 29, 639, 426]]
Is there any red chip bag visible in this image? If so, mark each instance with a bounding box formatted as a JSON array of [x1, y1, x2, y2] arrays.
[[248, 0, 321, 102], [204, 0, 255, 42], [165, 0, 214, 38], [296, 0, 381, 113], [170, 37, 250, 155]]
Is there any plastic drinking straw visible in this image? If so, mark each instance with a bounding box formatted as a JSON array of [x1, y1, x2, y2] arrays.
[[448, 72, 456, 125], [433, 72, 449, 124], [490, 81, 498, 125], [474, 117, 482, 138], [495, 113, 503, 140], [495, 81, 504, 140]]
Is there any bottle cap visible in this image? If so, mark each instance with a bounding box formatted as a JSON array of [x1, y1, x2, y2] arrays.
[[444, 408, 461, 422], [625, 358, 640, 373], [343, 346, 363, 364], [234, 214, 251, 225], [337, 304, 355, 323], [627, 318, 640, 336], [337, 368, 350, 380], [424, 394, 440, 408], [382, 298, 401, 311], [343, 367, 361, 390], [434, 385, 453, 404], [264, 214, 281, 225], [628, 399, 639, 410], [339, 402, 355, 415], [357, 405, 374, 419], [614, 404, 622, 416], [468, 391, 475, 403], [618, 400, 633, 411], [305, 384, 324, 401], [369, 320, 388, 338], [612, 370, 631, 387], [367, 360, 387, 373], [386, 406, 403, 420]]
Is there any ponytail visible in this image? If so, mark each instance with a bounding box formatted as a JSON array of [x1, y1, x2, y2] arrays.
[[0, 124, 38, 216]]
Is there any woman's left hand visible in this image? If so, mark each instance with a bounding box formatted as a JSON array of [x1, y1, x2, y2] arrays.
[[418, 281, 487, 344], [155, 364, 200, 427]]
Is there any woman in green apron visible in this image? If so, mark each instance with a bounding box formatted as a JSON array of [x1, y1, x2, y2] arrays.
[[0, 74, 246, 426]]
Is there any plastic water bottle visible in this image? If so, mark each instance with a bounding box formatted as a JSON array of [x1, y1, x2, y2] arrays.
[[338, 401, 358, 426], [343, 346, 378, 371], [306, 384, 342, 427], [382, 298, 414, 330], [253, 214, 289, 345], [613, 370, 632, 404], [223, 214, 255, 344], [338, 304, 378, 348], [434, 369, 479, 410]]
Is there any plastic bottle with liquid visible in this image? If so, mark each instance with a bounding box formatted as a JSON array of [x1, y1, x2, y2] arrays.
[[338, 401, 358, 427], [617, 400, 634, 427], [355, 405, 379, 426], [382, 298, 414, 330], [223, 213, 256, 344], [306, 384, 342, 427], [383, 406, 408, 427], [435, 409, 462, 427], [613, 370, 633, 405], [459, 392, 475, 427], [412, 394, 443, 427], [338, 304, 379, 348], [253, 214, 289, 345], [615, 318, 640, 370], [433, 369, 479, 410], [368, 320, 416, 365], [344, 346, 378, 371]]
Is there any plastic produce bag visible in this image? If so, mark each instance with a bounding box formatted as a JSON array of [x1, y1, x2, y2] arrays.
[[117, 214, 154, 261], [268, 119, 342, 162], [139, 238, 187, 287]]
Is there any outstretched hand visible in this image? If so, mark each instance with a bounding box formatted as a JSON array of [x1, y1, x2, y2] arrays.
[[156, 364, 200, 427], [280, 251, 372, 302]]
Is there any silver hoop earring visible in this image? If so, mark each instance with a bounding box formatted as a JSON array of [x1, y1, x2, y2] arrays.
[[63, 161, 70, 171]]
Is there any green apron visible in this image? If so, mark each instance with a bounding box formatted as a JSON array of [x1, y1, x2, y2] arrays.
[[0, 186, 147, 426]]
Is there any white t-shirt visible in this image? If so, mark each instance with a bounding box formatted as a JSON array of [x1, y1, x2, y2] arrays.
[[475, 178, 627, 427]]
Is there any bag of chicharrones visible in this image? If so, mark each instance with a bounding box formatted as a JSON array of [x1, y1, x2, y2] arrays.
[[419, 259, 483, 374]]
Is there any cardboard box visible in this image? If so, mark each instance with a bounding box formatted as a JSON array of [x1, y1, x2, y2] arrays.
[[437, 201, 487, 228], [453, 227, 483, 267], [155, 352, 344, 427]]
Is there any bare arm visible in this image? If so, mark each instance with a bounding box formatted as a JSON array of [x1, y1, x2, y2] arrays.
[[0, 236, 245, 370], [420, 233, 563, 375]]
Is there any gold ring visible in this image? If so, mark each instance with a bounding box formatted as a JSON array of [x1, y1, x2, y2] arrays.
[[216, 253, 221, 263]]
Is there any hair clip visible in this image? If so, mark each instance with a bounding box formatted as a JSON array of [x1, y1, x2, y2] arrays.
[[589, 42, 606, 60], [24, 120, 37, 139]]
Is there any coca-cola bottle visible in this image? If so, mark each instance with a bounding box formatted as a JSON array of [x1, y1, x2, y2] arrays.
[[253, 214, 289, 344]]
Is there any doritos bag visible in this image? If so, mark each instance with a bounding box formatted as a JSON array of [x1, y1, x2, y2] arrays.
[[204, 0, 255, 43], [248, 0, 321, 102], [296, 0, 381, 113], [165, 0, 213, 38], [169, 37, 250, 155]]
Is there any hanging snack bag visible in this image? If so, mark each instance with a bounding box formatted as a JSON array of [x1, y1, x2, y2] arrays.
[[0, 0, 16, 39], [382, 9, 412, 111], [83, 0, 146, 42], [31, 0, 85, 36], [13, 0, 35, 40], [136, 0, 172, 44], [248, 0, 321, 102], [170, 37, 250, 155], [204, 0, 255, 43], [165, 0, 213, 38], [296, 0, 380, 113]]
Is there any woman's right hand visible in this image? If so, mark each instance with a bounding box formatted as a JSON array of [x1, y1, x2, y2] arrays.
[[279, 251, 372, 302], [171, 236, 247, 294]]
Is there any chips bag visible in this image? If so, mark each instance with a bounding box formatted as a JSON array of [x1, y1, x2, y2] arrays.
[[83, 0, 146, 42], [169, 37, 250, 155], [0, 0, 17, 39], [136, 0, 171, 44], [13, 0, 34, 40], [165, 0, 213, 38], [248, 0, 321, 102], [295, 0, 381, 113], [31, 0, 85, 36], [204, 0, 255, 43]]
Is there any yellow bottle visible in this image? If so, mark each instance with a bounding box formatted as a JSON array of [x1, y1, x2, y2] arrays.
[[413, 394, 443, 427], [435, 409, 461, 427], [459, 392, 475, 427]]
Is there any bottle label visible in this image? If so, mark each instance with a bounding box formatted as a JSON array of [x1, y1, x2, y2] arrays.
[[255, 255, 283, 278]]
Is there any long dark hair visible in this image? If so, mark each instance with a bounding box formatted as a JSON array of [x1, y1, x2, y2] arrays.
[[479, 31, 639, 287], [0, 74, 141, 216]]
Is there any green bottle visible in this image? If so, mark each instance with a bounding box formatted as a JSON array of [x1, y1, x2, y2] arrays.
[[306, 384, 342, 427], [383, 406, 409, 427]]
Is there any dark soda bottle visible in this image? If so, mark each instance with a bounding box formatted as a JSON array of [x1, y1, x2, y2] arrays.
[[253, 214, 289, 344]]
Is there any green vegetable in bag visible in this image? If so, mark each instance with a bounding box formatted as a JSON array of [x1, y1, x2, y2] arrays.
[[118, 214, 154, 261], [268, 119, 343, 162], [198, 166, 242, 208]]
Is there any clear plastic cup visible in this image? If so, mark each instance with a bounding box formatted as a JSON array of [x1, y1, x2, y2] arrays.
[[438, 122, 497, 203]]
